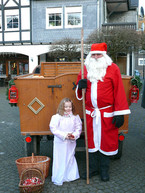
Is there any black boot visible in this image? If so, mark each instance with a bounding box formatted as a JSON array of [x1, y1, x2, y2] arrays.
[[81, 152, 99, 179], [99, 152, 110, 182]]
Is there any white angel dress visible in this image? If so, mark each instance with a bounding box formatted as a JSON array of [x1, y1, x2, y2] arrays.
[[49, 113, 82, 186]]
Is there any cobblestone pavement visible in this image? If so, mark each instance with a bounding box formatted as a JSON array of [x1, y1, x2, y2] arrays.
[[0, 86, 145, 193]]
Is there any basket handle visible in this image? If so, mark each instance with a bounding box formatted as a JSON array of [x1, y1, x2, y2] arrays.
[[32, 153, 34, 163]]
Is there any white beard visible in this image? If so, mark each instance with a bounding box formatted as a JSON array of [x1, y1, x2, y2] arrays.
[[85, 56, 111, 82]]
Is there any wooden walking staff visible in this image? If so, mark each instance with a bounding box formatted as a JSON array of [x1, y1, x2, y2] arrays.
[[81, 28, 89, 184]]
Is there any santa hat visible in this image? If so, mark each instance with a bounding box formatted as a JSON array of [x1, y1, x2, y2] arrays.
[[90, 42, 107, 54], [85, 42, 112, 66]]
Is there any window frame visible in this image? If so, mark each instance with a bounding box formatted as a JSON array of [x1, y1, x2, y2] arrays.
[[65, 6, 82, 28], [46, 7, 63, 29]]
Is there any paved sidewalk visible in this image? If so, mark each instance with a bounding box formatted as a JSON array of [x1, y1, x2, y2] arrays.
[[0, 86, 145, 193]]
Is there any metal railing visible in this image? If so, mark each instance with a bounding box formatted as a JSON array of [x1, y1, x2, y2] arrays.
[[102, 22, 136, 30]]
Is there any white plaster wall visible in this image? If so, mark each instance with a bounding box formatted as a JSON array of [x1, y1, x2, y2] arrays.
[[0, 45, 51, 73]]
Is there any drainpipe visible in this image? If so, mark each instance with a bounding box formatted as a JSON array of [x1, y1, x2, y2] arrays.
[[127, 53, 130, 75], [129, 51, 132, 76], [97, 0, 99, 29]]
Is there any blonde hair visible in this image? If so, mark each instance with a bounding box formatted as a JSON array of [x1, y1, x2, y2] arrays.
[[57, 98, 75, 116]]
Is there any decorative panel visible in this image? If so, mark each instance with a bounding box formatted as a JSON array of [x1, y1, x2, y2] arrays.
[[21, 8, 30, 30], [5, 32, 19, 41], [22, 31, 30, 41]]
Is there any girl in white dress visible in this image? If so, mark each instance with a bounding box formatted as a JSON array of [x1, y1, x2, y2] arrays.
[[49, 98, 82, 186]]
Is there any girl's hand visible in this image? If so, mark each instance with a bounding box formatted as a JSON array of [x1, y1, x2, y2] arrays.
[[68, 133, 75, 140], [66, 133, 75, 140], [66, 134, 70, 139]]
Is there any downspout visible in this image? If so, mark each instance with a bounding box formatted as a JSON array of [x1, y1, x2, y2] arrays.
[[132, 51, 135, 75], [127, 53, 130, 76], [129, 51, 132, 76], [104, 0, 107, 23], [97, 0, 99, 29]]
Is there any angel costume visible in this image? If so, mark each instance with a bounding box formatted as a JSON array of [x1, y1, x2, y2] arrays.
[[49, 113, 82, 186]]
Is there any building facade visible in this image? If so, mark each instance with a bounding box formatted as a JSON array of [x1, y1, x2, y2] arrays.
[[0, 0, 139, 82], [103, 0, 139, 76]]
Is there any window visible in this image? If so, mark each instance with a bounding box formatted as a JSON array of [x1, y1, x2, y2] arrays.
[[65, 6, 82, 28], [5, 10, 19, 30], [19, 63, 29, 75], [7, 15, 18, 29], [46, 7, 63, 29], [0, 63, 6, 75], [138, 58, 145, 66], [10, 61, 17, 75]]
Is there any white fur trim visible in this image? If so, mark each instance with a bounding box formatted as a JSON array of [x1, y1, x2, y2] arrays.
[[88, 148, 118, 156], [114, 109, 131, 116], [90, 51, 106, 54], [91, 82, 97, 108], [92, 109, 101, 152], [99, 149, 118, 156], [86, 109, 91, 115], [75, 85, 83, 100], [104, 112, 114, 117]]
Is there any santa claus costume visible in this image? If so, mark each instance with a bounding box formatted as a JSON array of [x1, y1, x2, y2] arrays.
[[76, 42, 131, 181]]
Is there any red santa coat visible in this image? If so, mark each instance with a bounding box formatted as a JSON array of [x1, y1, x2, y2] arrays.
[[76, 63, 131, 156]]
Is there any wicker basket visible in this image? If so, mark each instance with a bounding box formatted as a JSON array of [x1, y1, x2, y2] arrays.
[[19, 168, 44, 193], [16, 153, 51, 178]]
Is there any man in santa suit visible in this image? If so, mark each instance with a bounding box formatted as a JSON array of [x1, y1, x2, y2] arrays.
[[76, 42, 131, 181]]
